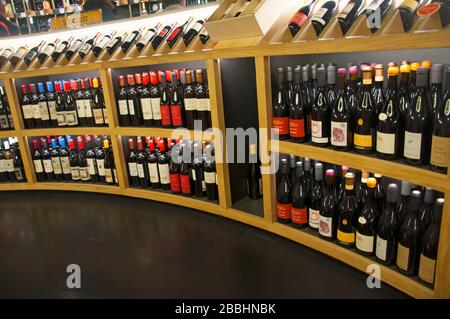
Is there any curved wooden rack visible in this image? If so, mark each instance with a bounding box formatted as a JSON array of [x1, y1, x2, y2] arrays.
[[0, 29, 449, 299]]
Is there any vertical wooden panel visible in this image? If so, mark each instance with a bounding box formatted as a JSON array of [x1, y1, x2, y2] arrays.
[[99, 68, 119, 129], [18, 135, 37, 183], [255, 56, 276, 223], [3, 78, 24, 130], [206, 59, 232, 209], [110, 135, 129, 189]]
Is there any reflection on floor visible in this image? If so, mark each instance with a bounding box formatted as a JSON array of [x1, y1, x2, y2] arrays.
[[0, 191, 407, 298]]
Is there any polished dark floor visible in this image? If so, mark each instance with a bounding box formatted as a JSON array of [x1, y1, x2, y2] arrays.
[[0, 191, 407, 299]]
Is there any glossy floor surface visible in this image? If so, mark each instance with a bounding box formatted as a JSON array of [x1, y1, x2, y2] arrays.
[[0, 191, 407, 298]]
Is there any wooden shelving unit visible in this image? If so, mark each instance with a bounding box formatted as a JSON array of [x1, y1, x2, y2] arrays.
[[0, 21, 449, 299]]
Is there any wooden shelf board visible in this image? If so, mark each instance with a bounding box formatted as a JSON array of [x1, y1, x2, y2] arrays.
[[21, 127, 112, 137], [0, 182, 122, 194], [115, 127, 215, 141], [0, 130, 19, 137], [0, 62, 103, 80], [274, 140, 449, 192]]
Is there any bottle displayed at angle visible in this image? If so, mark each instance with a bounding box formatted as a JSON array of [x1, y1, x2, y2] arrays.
[[276, 158, 292, 224], [9, 46, 28, 67], [199, 28, 210, 45], [103, 139, 115, 185], [184, 70, 197, 130], [337, 0, 364, 35], [354, 66, 376, 153], [310, 0, 337, 36], [288, 0, 316, 37], [398, 0, 422, 32], [106, 32, 127, 55], [331, 68, 352, 150], [355, 177, 378, 256], [78, 32, 101, 59], [151, 23, 175, 50], [376, 183, 400, 265], [396, 189, 423, 275], [365, 0, 393, 33], [418, 198, 444, 287], [50, 139, 63, 181], [311, 67, 330, 146], [29, 83, 41, 128], [183, 19, 205, 47], [23, 40, 45, 65], [135, 24, 161, 52], [0, 48, 13, 68], [337, 172, 358, 246], [289, 67, 307, 142], [404, 67, 432, 165], [128, 138, 139, 187], [65, 35, 87, 61], [64, 81, 78, 127], [37, 82, 51, 128], [93, 32, 116, 57], [319, 169, 338, 240], [121, 28, 144, 54], [36, 38, 59, 64], [167, 17, 194, 48], [196, 69, 210, 130], [309, 162, 324, 230], [51, 36, 74, 62]]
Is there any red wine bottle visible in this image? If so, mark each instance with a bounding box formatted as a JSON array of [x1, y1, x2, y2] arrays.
[[65, 35, 87, 60], [103, 139, 115, 185], [106, 32, 126, 55], [140, 72, 154, 127], [38, 38, 59, 64], [128, 138, 139, 187], [160, 72, 172, 128], [68, 139, 80, 182], [273, 68, 289, 140], [127, 74, 142, 127], [85, 136, 99, 183], [203, 144, 218, 201], [301, 66, 313, 138], [32, 139, 45, 181], [331, 68, 352, 150], [397, 189, 423, 275], [288, 0, 316, 37], [64, 81, 78, 127], [136, 137, 149, 188], [29, 83, 42, 128], [151, 24, 175, 50], [23, 40, 45, 65], [337, 172, 358, 246], [337, 0, 364, 35], [167, 17, 193, 48], [183, 19, 205, 47], [72, 80, 86, 127], [398, 0, 422, 32], [21, 84, 34, 128], [136, 24, 161, 52], [37, 82, 51, 128], [336, 165, 349, 204], [375, 183, 400, 265], [355, 177, 378, 256], [45, 81, 58, 127], [247, 143, 262, 200], [150, 72, 162, 127], [319, 169, 338, 240], [91, 78, 105, 127], [418, 187, 434, 231], [373, 64, 385, 115], [146, 140, 160, 189], [93, 32, 116, 57], [289, 67, 307, 142], [418, 198, 444, 287], [121, 28, 143, 54], [290, 161, 307, 228], [170, 71, 185, 128], [0, 47, 14, 68], [309, 162, 324, 230], [192, 142, 206, 197], [196, 69, 209, 130], [77, 137, 90, 182], [157, 140, 170, 190], [430, 64, 443, 118], [311, 1, 337, 36], [184, 70, 197, 130], [399, 64, 411, 120], [79, 32, 101, 59], [276, 158, 292, 224], [117, 75, 130, 126], [311, 67, 330, 146]]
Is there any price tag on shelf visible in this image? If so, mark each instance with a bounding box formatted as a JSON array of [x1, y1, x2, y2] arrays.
[[51, 9, 103, 31]]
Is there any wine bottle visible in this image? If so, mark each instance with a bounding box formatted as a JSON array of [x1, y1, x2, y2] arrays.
[[404, 67, 432, 165], [151, 24, 174, 50], [336, 165, 349, 204], [419, 188, 434, 231], [398, 0, 421, 32], [365, 0, 393, 33], [103, 139, 115, 185], [289, 161, 307, 228], [65, 35, 87, 61], [288, 0, 316, 37], [199, 29, 210, 45], [398, 64, 411, 121], [121, 28, 143, 54], [418, 198, 444, 287], [331, 68, 352, 150], [3, 141, 16, 181], [289, 154, 297, 187], [32, 139, 45, 181], [86, 136, 99, 183], [20, 84, 34, 128], [23, 40, 45, 65], [376, 183, 400, 265], [183, 19, 204, 47], [95, 138, 106, 183], [355, 171, 369, 212], [138, 72, 153, 127], [58, 137, 71, 181], [311, 67, 330, 146], [169, 146, 182, 194], [77, 137, 90, 182], [37, 82, 51, 128], [247, 143, 262, 200], [37, 38, 59, 64], [285, 67, 295, 108], [192, 142, 206, 197], [160, 73, 172, 128], [9, 46, 28, 67], [51, 36, 73, 62], [311, 1, 337, 36], [73, 80, 86, 127], [93, 32, 116, 57], [135, 138, 148, 188], [184, 70, 197, 130], [90, 78, 104, 127], [64, 81, 78, 127], [355, 177, 378, 256], [338, 0, 364, 35], [430, 67, 450, 173], [0, 48, 14, 68], [327, 65, 337, 111], [337, 172, 358, 246], [354, 66, 376, 153], [149, 72, 162, 127], [157, 140, 171, 191], [373, 64, 385, 115], [128, 138, 139, 187], [29, 84, 41, 128], [319, 169, 338, 240], [204, 145, 218, 201], [136, 24, 161, 52], [68, 139, 80, 182], [167, 17, 194, 48], [276, 158, 292, 224], [117, 75, 130, 126], [309, 162, 324, 230], [430, 64, 443, 118], [301, 66, 313, 138], [125, 74, 141, 127], [374, 173, 385, 216], [46, 82, 58, 127], [170, 71, 185, 128], [147, 140, 160, 189], [106, 32, 126, 55], [273, 68, 289, 140], [54, 81, 66, 127], [290, 67, 307, 142], [0, 87, 10, 130], [397, 189, 423, 275], [196, 69, 210, 130]]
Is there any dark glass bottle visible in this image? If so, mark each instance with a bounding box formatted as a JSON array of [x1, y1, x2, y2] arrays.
[[140, 72, 154, 127], [204, 145, 218, 201], [373, 64, 385, 115], [327, 65, 337, 107], [183, 70, 196, 130], [404, 67, 432, 165], [117, 75, 130, 126], [51, 36, 74, 62], [355, 177, 378, 256], [319, 169, 338, 241], [290, 67, 307, 142], [430, 64, 443, 118], [288, 0, 316, 37], [397, 189, 423, 276], [65, 35, 87, 60], [127, 74, 142, 127], [136, 138, 149, 188], [336, 165, 349, 204], [72, 80, 86, 127], [106, 32, 126, 55], [248, 143, 262, 200], [273, 68, 289, 140], [301, 66, 313, 139], [23, 40, 45, 65], [86, 137, 98, 183], [310, 1, 337, 36], [183, 19, 205, 47], [147, 140, 160, 189], [32, 139, 45, 181], [93, 32, 116, 57], [311, 67, 330, 146], [95, 138, 106, 183], [29, 84, 41, 128], [46, 81, 58, 127], [354, 66, 376, 153], [331, 68, 352, 150], [192, 142, 206, 197], [121, 29, 142, 54], [38, 38, 59, 64], [418, 188, 434, 231], [374, 173, 385, 217], [20, 84, 34, 128], [103, 139, 115, 185], [290, 161, 307, 228], [167, 17, 193, 48], [37, 82, 51, 128], [50, 139, 63, 181], [91, 78, 105, 127], [337, 172, 358, 247], [68, 139, 80, 182], [276, 158, 292, 224], [285, 66, 295, 108], [77, 138, 90, 182], [170, 71, 185, 128], [160, 73, 172, 128], [78, 32, 101, 59], [398, 64, 411, 121], [58, 137, 71, 181], [150, 72, 162, 127], [157, 140, 170, 191], [398, 0, 421, 32], [376, 183, 400, 265], [151, 24, 174, 50], [196, 69, 210, 130], [128, 138, 139, 187], [337, 0, 364, 35], [309, 163, 324, 231]]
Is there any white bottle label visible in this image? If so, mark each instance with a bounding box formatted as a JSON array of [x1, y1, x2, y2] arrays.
[[80, 167, 90, 180], [404, 131, 422, 160], [202, 180, 206, 192], [32, 104, 41, 119], [331, 121, 347, 147], [376, 235, 388, 261], [137, 164, 145, 178], [118, 100, 129, 115], [148, 163, 159, 183], [128, 162, 138, 177], [184, 98, 196, 111], [0, 159, 6, 172], [319, 215, 333, 238], [60, 156, 71, 174], [337, 3, 355, 19], [66, 110, 78, 126], [311, 8, 327, 26], [33, 160, 43, 173], [39, 102, 50, 121], [196, 99, 208, 111], [51, 157, 62, 174], [97, 159, 105, 176], [104, 169, 113, 183], [76, 100, 86, 118], [48, 101, 57, 120], [128, 100, 135, 115], [309, 208, 320, 228], [71, 167, 81, 180], [204, 171, 216, 184], [93, 108, 104, 125], [141, 98, 153, 120], [191, 169, 196, 181], [87, 158, 96, 175], [158, 163, 170, 185], [206, 99, 211, 112], [376, 131, 396, 155], [57, 112, 66, 126], [84, 100, 93, 118], [22, 104, 34, 119], [356, 231, 375, 253], [103, 108, 109, 124], [151, 98, 161, 120], [43, 159, 53, 173], [5, 159, 14, 172], [311, 120, 328, 143]]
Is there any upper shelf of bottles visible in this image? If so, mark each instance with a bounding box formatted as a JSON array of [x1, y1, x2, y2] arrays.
[[0, 0, 449, 80]]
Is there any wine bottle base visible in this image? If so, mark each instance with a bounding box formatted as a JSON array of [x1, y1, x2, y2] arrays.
[[291, 223, 308, 229], [355, 249, 374, 257], [277, 218, 290, 224], [430, 164, 447, 174]]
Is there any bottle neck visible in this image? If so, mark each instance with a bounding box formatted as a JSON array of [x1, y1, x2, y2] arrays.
[[388, 75, 398, 91]]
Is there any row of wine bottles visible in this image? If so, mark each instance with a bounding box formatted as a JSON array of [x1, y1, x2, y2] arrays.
[[125, 136, 218, 201], [20, 78, 108, 129], [31, 135, 118, 185], [0, 15, 210, 69], [117, 68, 211, 130], [288, 0, 449, 38], [276, 154, 443, 286], [0, 137, 25, 183], [272, 61, 450, 173], [0, 87, 14, 131]]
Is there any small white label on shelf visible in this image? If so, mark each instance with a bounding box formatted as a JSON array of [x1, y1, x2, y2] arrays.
[[159, 164, 170, 185], [128, 162, 138, 177], [151, 98, 162, 120], [204, 171, 215, 184], [60, 156, 71, 174], [33, 160, 43, 173], [141, 98, 153, 120], [404, 131, 422, 160], [118, 100, 129, 115], [39, 102, 50, 121], [51, 157, 62, 175], [148, 163, 159, 183]]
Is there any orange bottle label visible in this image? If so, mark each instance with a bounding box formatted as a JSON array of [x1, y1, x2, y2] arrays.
[[291, 207, 307, 225], [273, 117, 289, 135], [289, 119, 305, 138], [277, 203, 292, 220]]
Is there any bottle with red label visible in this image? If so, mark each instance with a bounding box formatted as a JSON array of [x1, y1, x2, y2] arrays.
[[290, 67, 307, 142], [288, 0, 316, 37], [160, 72, 172, 128], [169, 147, 181, 194], [151, 23, 175, 50], [291, 161, 308, 228], [180, 141, 193, 196], [150, 72, 162, 127], [277, 158, 292, 223], [157, 140, 171, 190], [170, 71, 185, 128], [167, 17, 193, 48], [273, 68, 289, 140]]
